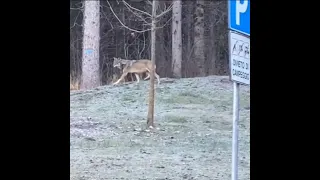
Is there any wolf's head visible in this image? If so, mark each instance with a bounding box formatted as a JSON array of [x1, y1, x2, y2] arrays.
[[113, 57, 122, 68]]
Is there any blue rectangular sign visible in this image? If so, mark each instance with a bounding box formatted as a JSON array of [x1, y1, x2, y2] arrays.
[[229, 0, 250, 36]]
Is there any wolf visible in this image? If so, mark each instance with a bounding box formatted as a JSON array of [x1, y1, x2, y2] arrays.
[[112, 57, 160, 85], [113, 58, 149, 82]]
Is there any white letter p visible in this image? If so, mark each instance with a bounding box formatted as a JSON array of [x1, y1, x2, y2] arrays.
[[236, 0, 248, 25]]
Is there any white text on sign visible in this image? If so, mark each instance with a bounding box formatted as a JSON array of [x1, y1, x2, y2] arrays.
[[230, 31, 250, 85]]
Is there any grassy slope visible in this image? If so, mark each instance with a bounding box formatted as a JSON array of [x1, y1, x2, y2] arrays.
[[70, 75, 250, 180]]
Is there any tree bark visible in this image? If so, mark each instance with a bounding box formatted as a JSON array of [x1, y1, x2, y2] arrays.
[[81, 0, 100, 90], [147, 0, 159, 129], [172, 0, 182, 78], [184, 1, 193, 77], [193, 0, 206, 77], [208, 0, 217, 75]]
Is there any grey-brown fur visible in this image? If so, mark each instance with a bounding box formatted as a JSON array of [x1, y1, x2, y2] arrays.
[[112, 57, 160, 85]]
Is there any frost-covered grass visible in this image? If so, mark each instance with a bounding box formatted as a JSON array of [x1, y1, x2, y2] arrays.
[[70, 75, 250, 180]]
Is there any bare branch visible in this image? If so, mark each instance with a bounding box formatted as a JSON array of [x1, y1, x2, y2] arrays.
[[100, 7, 114, 29], [146, 0, 152, 6], [70, 22, 82, 30], [70, 10, 82, 29], [70, 1, 84, 10], [138, 32, 146, 59], [155, 16, 172, 30], [156, 2, 173, 19], [122, 0, 150, 25], [142, 21, 152, 26], [70, 8, 82, 10], [122, 0, 151, 17], [106, 0, 152, 33]]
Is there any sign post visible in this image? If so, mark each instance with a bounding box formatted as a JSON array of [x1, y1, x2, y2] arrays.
[[228, 1, 250, 180]]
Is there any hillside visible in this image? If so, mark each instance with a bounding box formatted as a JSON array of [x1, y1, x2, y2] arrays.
[[70, 75, 250, 180]]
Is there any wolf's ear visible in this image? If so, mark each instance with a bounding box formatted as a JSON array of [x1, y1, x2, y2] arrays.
[[113, 57, 117, 60]]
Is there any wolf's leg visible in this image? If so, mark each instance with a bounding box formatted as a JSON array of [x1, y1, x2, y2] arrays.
[[155, 72, 160, 85], [134, 73, 140, 83], [144, 72, 150, 80], [145, 68, 160, 85], [113, 71, 128, 85]]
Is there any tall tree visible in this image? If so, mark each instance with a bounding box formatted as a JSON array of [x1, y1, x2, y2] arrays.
[[208, 0, 217, 75], [171, 0, 182, 78], [80, 0, 101, 90], [146, 0, 159, 129], [193, 0, 206, 77]]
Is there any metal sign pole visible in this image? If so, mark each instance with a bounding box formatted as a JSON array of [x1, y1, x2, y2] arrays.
[[228, 1, 239, 179], [231, 82, 240, 180], [228, 1, 250, 179]]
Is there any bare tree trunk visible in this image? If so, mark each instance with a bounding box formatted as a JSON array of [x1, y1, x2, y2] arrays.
[[184, 1, 194, 77], [193, 0, 206, 77], [81, 0, 100, 90], [172, 0, 182, 78], [147, 0, 159, 129], [208, 1, 217, 75]]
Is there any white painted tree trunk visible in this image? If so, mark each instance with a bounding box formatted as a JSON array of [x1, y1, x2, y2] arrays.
[[147, 0, 159, 129], [81, 0, 100, 90], [172, 0, 182, 78]]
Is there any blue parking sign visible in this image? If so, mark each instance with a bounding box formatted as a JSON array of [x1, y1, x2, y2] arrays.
[[229, 0, 250, 36]]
